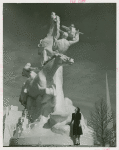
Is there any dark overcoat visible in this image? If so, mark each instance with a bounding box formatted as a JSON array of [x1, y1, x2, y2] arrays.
[[72, 113, 83, 136]]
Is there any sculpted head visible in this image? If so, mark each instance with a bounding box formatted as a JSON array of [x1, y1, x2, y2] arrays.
[[22, 63, 31, 77], [38, 39, 43, 47], [55, 54, 74, 66], [61, 32, 68, 39], [51, 12, 56, 18], [22, 63, 38, 78], [70, 24, 75, 28]]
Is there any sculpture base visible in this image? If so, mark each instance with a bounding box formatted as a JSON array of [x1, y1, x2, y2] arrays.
[[9, 105, 94, 146], [10, 136, 73, 146], [10, 131, 73, 146], [9, 126, 94, 146], [9, 121, 94, 146], [10, 134, 94, 146]]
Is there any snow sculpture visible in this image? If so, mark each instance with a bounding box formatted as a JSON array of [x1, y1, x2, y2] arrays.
[[10, 12, 94, 146]]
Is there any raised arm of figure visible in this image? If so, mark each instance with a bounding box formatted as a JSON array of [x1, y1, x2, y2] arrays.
[[62, 25, 70, 31]]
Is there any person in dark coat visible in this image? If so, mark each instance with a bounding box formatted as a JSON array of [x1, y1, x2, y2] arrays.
[[71, 107, 83, 145]]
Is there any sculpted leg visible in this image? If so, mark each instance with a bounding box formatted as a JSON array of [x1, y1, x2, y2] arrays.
[[41, 85, 57, 104], [45, 85, 56, 96]]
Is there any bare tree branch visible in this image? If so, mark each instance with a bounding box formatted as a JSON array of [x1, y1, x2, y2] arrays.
[[87, 98, 116, 147]]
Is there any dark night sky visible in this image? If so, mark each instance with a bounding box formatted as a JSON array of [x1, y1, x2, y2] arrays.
[[3, 3, 116, 119]]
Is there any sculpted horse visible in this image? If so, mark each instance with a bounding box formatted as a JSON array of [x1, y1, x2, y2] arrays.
[[19, 54, 74, 122], [38, 12, 60, 66]]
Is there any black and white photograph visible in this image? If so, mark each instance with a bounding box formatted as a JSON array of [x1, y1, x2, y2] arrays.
[[3, 3, 116, 147]]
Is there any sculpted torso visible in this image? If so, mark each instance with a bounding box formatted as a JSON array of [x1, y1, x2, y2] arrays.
[[54, 39, 70, 54]]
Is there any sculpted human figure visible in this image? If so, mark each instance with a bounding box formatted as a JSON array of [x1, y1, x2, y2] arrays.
[[22, 63, 39, 78], [19, 63, 39, 107], [38, 12, 60, 66], [38, 13, 81, 66], [19, 62, 56, 108], [38, 29, 80, 66], [52, 30, 80, 54], [61, 24, 84, 41], [62, 24, 77, 40]]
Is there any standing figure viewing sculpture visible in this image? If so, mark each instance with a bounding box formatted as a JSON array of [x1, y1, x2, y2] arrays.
[[71, 107, 83, 145]]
